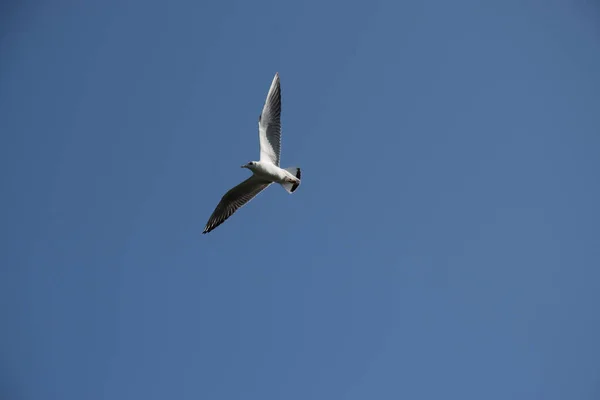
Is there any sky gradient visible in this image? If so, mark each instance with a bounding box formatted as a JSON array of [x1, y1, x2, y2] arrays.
[[1, 1, 600, 399]]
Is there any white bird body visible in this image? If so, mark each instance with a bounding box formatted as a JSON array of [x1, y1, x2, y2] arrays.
[[245, 161, 299, 185], [202, 72, 301, 234]]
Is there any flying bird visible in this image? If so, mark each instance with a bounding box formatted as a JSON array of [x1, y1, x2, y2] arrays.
[[202, 72, 301, 234]]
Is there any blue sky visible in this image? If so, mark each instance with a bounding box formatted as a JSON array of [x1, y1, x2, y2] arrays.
[[1, 1, 599, 399]]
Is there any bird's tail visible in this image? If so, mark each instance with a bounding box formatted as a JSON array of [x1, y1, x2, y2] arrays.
[[281, 167, 301, 193]]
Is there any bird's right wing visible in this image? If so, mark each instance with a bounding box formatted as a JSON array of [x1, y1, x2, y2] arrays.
[[258, 72, 282, 166], [203, 175, 271, 234]]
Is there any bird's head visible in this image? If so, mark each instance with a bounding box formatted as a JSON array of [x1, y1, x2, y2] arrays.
[[241, 161, 257, 169]]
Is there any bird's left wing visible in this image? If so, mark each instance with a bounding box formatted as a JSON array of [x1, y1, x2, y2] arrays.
[[203, 175, 271, 234], [258, 73, 282, 166]]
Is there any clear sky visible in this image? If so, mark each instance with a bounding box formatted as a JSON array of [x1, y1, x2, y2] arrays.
[[1, 1, 599, 399]]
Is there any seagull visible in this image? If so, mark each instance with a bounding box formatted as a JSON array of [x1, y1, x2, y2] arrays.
[[202, 72, 301, 234]]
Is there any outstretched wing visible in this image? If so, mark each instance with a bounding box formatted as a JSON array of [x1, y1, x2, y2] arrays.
[[258, 72, 282, 166], [203, 175, 271, 234]]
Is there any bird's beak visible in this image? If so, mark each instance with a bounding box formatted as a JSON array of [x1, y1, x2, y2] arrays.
[[241, 165, 246, 168]]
